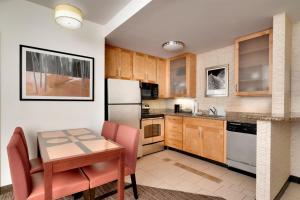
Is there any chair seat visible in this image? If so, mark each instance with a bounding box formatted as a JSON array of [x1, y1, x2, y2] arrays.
[[27, 169, 89, 200], [82, 160, 133, 188], [29, 157, 43, 174]]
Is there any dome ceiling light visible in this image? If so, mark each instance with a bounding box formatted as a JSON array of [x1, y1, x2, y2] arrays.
[[55, 4, 83, 29], [162, 41, 185, 51]]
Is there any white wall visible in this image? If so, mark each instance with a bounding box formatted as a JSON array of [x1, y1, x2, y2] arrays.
[[196, 46, 272, 113], [291, 21, 300, 177], [0, 0, 105, 186]]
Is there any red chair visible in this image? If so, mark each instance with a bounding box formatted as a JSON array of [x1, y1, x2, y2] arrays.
[[82, 124, 139, 199], [14, 127, 43, 174], [101, 121, 119, 141], [7, 132, 90, 200]]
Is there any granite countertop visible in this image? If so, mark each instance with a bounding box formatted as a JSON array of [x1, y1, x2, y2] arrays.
[[145, 109, 300, 123]]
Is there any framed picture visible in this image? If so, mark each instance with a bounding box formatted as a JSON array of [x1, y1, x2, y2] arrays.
[[20, 45, 94, 101], [205, 65, 228, 97]]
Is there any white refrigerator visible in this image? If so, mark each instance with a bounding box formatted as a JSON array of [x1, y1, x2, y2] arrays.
[[105, 79, 143, 157]]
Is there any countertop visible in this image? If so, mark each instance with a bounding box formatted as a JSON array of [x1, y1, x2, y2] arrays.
[[143, 109, 300, 123]]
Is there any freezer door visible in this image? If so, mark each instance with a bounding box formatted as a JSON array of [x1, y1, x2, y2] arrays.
[[108, 104, 141, 129], [107, 79, 141, 104]]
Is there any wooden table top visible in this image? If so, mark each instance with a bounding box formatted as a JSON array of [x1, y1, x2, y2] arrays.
[[37, 128, 121, 163]]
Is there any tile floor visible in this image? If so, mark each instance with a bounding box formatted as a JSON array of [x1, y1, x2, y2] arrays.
[[128, 150, 256, 200], [128, 150, 300, 200]]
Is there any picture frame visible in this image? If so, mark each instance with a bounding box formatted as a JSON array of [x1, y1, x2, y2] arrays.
[[20, 45, 94, 101], [205, 64, 229, 97]]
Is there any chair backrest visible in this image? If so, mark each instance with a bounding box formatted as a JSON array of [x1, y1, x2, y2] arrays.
[[14, 127, 29, 160], [115, 125, 139, 172], [7, 132, 32, 200], [101, 121, 119, 141]]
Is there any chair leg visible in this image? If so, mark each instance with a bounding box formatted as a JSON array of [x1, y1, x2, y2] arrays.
[[83, 190, 90, 200], [131, 174, 138, 199], [89, 188, 96, 200]]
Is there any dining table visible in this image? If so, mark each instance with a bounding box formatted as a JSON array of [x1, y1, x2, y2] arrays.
[[37, 128, 125, 200]]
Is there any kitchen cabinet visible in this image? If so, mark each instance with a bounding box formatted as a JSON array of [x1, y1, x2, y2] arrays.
[[105, 45, 133, 79], [235, 28, 273, 96], [133, 53, 157, 83], [119, 48, 133, 79], [165, 116, 226, 163], [200, 119, 225, 163], [133, 52, 146, 81], [105, 45, 119, 78], [156, 58, 168, 98], [169, 53, 196, 98], [165, 116, 183, 150], [145, 56, 157, 83], [182, 118, 203, 156]]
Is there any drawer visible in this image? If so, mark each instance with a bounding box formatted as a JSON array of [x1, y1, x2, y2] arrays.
[[165, 130, 182, 141], [166, 138, 182, 150], [166, 116, 183, 124]]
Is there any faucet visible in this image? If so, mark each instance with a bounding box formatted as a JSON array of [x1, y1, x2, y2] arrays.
[[208, 106, 217, 116]]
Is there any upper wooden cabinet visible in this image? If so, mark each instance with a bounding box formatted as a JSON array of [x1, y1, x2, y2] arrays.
[[119, 48, 133, 79], [105, 45, 196, 98], [156, 58, 168, 98], [235, 28, 273, 96], [168, 53, 196, 98], [105, 45, 133, 79], [105, 45, 119, 78], [132, 52, 146, 81], [145, 56, 157, 83]]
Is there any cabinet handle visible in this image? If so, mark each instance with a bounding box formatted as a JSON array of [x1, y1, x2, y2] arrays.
[[235, 84, 237, 92], [118, 68, 121, 77]]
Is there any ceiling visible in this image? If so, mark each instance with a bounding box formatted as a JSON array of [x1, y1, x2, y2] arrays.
[[106, 0, 300, 58], [27, 0, 132, 25]]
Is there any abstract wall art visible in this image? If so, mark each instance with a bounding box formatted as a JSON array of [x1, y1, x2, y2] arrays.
[[20, 45, 94, 101], [205, 65, 228, 97]]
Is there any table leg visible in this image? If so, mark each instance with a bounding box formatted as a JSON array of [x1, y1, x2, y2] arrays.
[[44, 163, 53, 200], [117, 151, 125, 200]]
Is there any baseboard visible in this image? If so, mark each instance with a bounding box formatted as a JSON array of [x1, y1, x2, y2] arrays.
[[289, 175, 300, 184], [0, 184, 12, 194], [227, 166, 256, 178], [274, 178, 290, 200]]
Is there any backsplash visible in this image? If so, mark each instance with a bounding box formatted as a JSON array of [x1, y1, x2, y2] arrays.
[[143, 98, 195, 111]]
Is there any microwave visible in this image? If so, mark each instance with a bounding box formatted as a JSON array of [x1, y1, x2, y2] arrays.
[[141, 82, 159, 100]]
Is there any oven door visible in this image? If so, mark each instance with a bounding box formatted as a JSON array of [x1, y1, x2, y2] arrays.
[[152, 118, 164, 143], [142, 120, 153, 145]]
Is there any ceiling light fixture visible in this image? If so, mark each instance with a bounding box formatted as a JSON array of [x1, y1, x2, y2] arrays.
[[162, 41, 185, 51], [55, 4, 83, 29]]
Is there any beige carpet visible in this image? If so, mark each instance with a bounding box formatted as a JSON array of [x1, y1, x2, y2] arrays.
[[1, 183, 224, 200]]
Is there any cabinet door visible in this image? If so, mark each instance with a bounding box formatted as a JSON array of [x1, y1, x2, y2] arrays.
[[105, 46, 120, 78], [157, 58, 167, 98], [183, 118, 202, 156], [119, 49, 133, 79], [145, 56, 157, 83], [133, 52, 146, 81], [165, 116, 183, 150], [201, 120, 225, 163], [169, 56, 187, 97], [235, 29, 272, 96]]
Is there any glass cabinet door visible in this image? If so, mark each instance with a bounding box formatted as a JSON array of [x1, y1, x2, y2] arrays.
[[170, 57, 186, 97], [235, 29, 272, 96]]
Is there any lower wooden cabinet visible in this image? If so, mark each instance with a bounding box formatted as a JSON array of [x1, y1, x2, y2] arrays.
[[165, 116, 183, 150], [165, 116, 226, 163], [198, 119, 225, 163], [182, 118, 203, 156]]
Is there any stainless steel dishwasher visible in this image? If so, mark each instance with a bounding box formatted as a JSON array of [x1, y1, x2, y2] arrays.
[[227, 121, 257, 174]]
